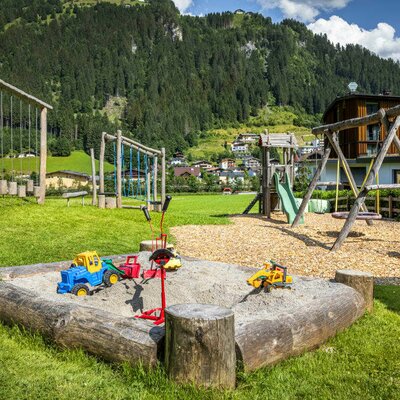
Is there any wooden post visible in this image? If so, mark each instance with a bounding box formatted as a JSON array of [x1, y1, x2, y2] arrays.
[[99, 132, 106, 196], [335, 270, 374, 312], [266, 148, 271, 217], [17, 185, 26, 198], [290, 147, 295, 188], [292, 145, 331, 227], [153, 155, 158, 202], [165, 304, 236, 389], [38, 107, 47, 204], [161, 147, 166, 206], [0, 180, 7, 195], [90, 148, 97, 206], [332, 115, 400, 251], [8, 181, 17, 195], [146, 156, 151, 207], [116, 130, 122, 208], [389, 195, 393, 219]]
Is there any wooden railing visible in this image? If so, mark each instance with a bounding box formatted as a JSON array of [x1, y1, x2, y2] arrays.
[[327, 195, 400, 218]]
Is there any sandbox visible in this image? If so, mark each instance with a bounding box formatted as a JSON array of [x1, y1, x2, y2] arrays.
[[0, 252, 366, 372]]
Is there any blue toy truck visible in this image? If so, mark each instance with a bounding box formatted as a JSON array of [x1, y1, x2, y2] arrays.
[[57, 251, 120, 296]]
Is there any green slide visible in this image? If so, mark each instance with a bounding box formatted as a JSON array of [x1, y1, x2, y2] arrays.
[[273, 172, 304, 225]]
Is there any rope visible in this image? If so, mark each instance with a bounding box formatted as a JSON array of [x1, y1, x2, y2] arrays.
[[121, 143, 126, 197], [376, 172, 380, 214], [129, 147, 133, 197], [20, 100, 23, 179], [28, 104, 31, 177], [10, 95, 13, 181], [113, 142, 117, 193], [335, 158, 340, 212], [35, 108, 39, 185], [152, 156, 156, 202], [0, 91, 3, 180], [144, 153, 148, 201], [137, 150, 141, 198]]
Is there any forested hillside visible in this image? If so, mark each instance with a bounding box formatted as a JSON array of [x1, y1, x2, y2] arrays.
[[1, 0, 400, 156]]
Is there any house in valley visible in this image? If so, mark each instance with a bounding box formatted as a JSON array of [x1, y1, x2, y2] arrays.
[[46, 170, 91, 189]]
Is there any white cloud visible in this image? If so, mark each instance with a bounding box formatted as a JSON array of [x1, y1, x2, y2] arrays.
[[256, 0, 352, 22], [172, 0, 193, 14], [308, 16, 400, 61]]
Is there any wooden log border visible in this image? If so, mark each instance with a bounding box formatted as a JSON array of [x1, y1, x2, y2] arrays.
[[0, 257, 367, 373]]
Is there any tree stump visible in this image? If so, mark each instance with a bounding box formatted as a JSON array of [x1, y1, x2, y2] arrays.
[[0, 180, 8, 195], [33, 186, 41, 198], [26, 180, 34, 193], [139, 240, 174, 252], [335, 269, 374, 312], [8, 181, 17, 195], [17, 185, 27, 198], [105, 197, 116, 209], [165, 303, 236, 389], [98, 194, 106, 209]]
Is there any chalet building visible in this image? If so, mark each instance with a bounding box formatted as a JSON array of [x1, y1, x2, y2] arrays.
[[174, 166, 201, 179], [46, 170, 91, 189], [219, 170, 245, 184], [236, 133, 259, 143], [219, 158, 236, 170], [191, 160, 213, 169], [320, 93, 400, 185], [231, 141, 249, 153], [242, 156, 261, 169]]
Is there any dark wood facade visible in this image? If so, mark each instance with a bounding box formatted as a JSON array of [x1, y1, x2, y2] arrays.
[[323, 94, 400, 158]]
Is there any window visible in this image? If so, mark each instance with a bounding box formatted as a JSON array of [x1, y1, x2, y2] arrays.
[[393, 170, 400, 184], [366, 102, 379, 115], [367, 124, 380, 141]]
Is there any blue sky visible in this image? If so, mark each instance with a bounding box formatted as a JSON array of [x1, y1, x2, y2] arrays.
[[172, 1, 400, 60]]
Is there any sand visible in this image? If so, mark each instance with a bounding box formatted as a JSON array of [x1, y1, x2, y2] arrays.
[[10, 252, 347, 326]]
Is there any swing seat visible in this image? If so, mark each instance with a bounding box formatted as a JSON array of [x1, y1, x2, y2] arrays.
[[331, 211, 382, 220]]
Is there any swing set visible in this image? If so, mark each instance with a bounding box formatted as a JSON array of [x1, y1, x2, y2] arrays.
[[0, 79, 52, 204], [98, 130, 166, 210], [292, 104, 400, 251]]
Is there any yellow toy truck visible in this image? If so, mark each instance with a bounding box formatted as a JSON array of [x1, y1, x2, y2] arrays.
[[247, 261, 293, 292]]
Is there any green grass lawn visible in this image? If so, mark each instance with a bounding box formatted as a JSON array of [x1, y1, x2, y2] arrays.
[[0, 194, 249, 267], [0, 195, 399, 399], [0, 150, 114, 176]]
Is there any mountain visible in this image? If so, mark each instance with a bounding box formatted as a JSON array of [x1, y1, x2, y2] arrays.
[[1, 0, 400, 156]]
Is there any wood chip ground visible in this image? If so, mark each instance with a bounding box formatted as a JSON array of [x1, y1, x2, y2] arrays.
[[171, 213, 400, 282]]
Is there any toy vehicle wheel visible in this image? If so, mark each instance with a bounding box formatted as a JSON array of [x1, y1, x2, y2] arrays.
[[71, 284, 90, 296], [103, 270, 119, 287]]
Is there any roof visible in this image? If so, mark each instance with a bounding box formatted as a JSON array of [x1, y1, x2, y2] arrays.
[[220, 158, 236, 162], [323, 92, 400, 120], [174, 167, 201, 177], [259, 132, 298, 148], [46, 170, 90, 178]]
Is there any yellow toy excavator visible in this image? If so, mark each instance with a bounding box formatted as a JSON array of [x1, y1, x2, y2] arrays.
[[247, 261, 293, 292]]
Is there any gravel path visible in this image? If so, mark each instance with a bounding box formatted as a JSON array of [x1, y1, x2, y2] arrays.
[[171, 213, 400, 280]]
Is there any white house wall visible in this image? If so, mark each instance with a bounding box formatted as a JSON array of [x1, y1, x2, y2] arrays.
[[320, 162, 400, 185]]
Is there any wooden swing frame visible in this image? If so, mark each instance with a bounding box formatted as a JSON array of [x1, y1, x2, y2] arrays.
[[292, 105, 400, 251], [0, 79, 52, 204]]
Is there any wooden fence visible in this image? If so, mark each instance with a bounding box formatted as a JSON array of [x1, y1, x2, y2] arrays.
[[327, 195, 400, 218]]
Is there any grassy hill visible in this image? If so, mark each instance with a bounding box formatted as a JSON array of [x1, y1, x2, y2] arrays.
[[0, 151, 114, 175], [187, 106, 317, 161]]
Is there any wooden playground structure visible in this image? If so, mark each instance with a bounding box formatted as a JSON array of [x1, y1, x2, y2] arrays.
[[98, 130, 166, 210], [0, 79, 52, 204], [293, 104, 400, 250], [243, 131, 297, 219]]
